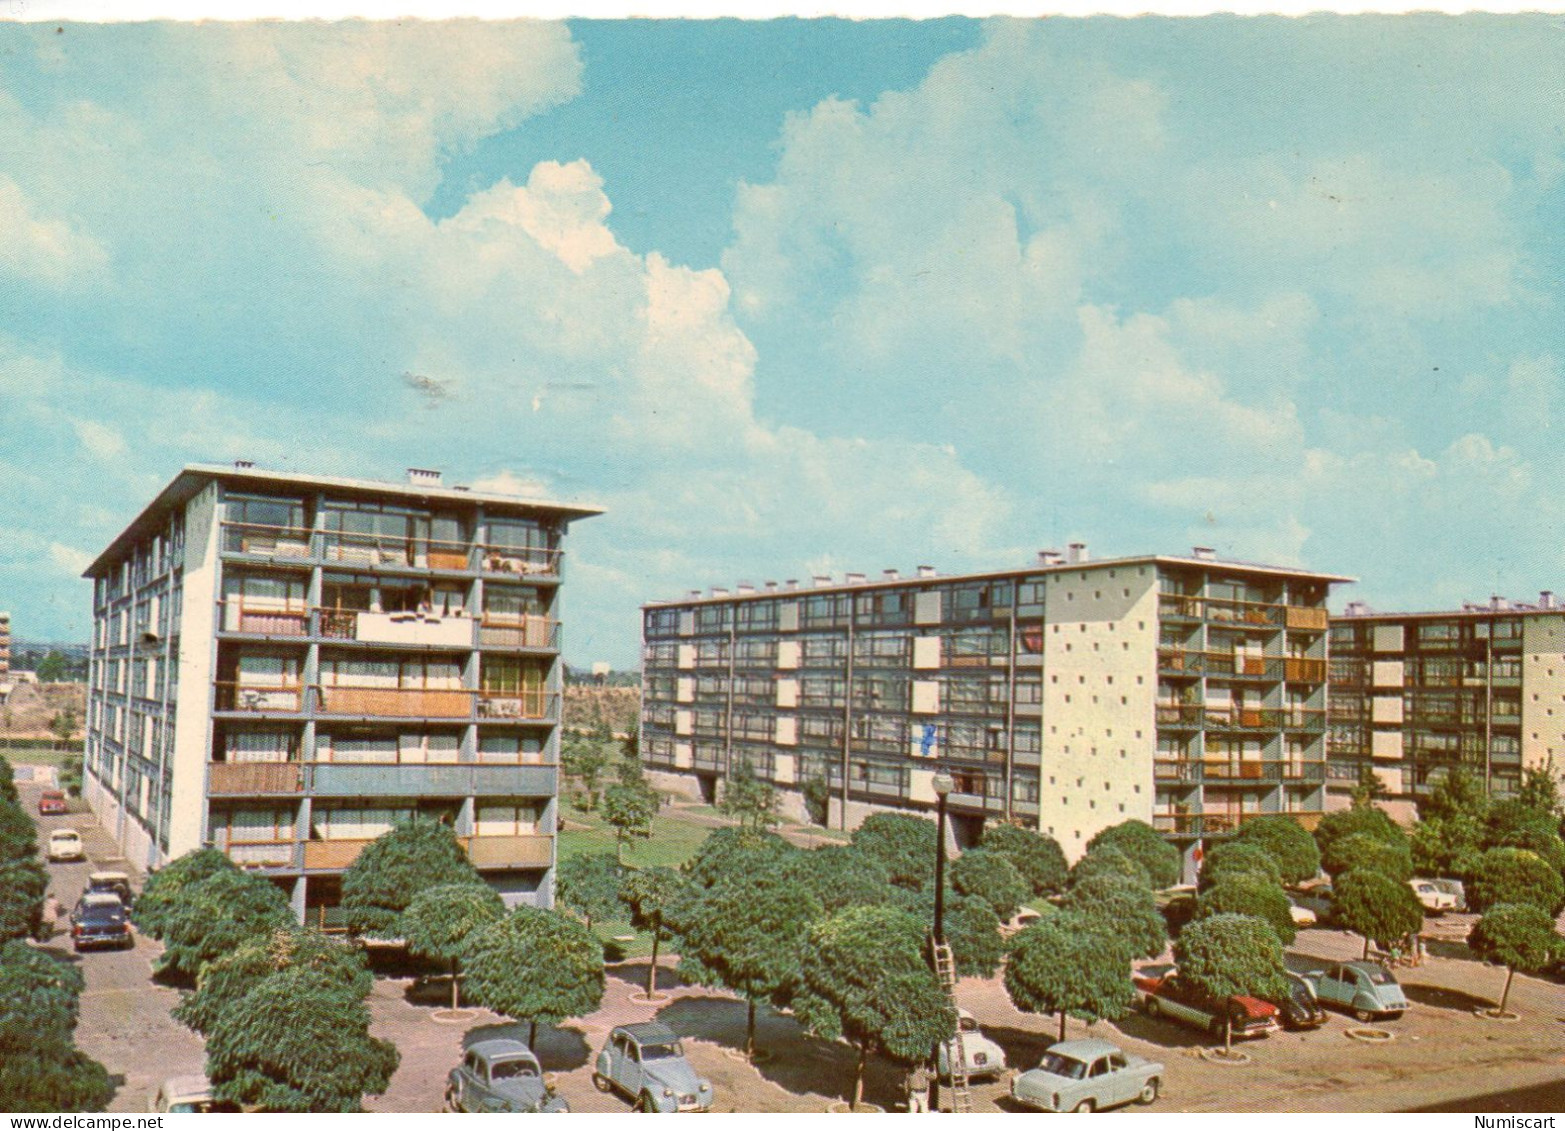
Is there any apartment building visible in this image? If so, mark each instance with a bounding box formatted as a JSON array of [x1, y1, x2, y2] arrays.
[[0, 610, 9, 676], [83, 463, 599, 923], [1327, 596, 1565, 818], [641, 547, 1348, 873]]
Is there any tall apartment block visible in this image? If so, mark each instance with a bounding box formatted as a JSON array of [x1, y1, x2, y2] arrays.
[[1327, 596, 1565, 818], [640, 547, 1348, 871], [83, 463, 599, 923]]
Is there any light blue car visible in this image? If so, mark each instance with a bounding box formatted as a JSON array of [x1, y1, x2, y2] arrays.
[[593, 1023, 713, 1112], [1304, 961, 1409, 1021]]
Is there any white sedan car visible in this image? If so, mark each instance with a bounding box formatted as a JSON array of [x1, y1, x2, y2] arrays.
[[938, 1010, 1007, 1081], [47, 829, 85, 863], [1409, 879, 1457, 914]]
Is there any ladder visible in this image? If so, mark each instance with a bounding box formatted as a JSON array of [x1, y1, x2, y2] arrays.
[[931, 942, 973, 1114]]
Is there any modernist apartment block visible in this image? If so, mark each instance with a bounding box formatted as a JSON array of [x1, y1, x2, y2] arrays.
[[1328, 596, 1565, 816], [641, 548, 1348, 869], [83, 463, 599, 923]]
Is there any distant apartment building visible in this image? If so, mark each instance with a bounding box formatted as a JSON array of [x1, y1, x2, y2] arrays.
[[640, 547, 1349, 872], [0, 610, 9, 675], [1327, 595, 1565, 818], [83, 463, 599, 923]]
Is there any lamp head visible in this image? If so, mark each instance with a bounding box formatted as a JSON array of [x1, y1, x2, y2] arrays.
[[932, 773, 954, 798]]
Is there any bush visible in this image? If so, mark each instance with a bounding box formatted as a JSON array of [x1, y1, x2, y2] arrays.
[[1083, 821, 1181, 888], [1232, 815, 1321, 884], [1194, 875, 1296, 947], [950, 849, 1029, 919], [980, 824, 1068, 895], [1467, 847, 1565, 916], [1199, 842, 1282, 892]]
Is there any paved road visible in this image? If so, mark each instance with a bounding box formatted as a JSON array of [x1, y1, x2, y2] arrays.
[[13, 767, 206, 1114]]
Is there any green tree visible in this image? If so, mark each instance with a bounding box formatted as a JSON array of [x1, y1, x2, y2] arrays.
[[0, 756, 17, 805], [49, 709, 78, 750], [35, 651, 69, 683], [145, 868, 295, 981], [340, 819, 481, 939], [950, 848, 1029, 920], [619, 866, 688, 999], [601, 764, 660, 863], [683, 827, 797, 892], [717, 757, 779, 833], [980, 823, 1069, 896], [1231, 815, 1321, 885], [1420, 767, 1490, 825], [1514, 765, 1561, 819], [850, 812, 937, 890], [1466, 903, 1565, 1017], [561, 733, 610, 810], [1198, 841, 1282, 891], [1193, 875, 1296, 947], [1485, 812, 1565, 874], [676, 877, 824, 1059], [0, 800, 39, 863], [133, 848, 238, 940], [891, 887, 1006, 978], [1411, 815, 1486, 880], [0, 942, 113, 1112], [1467, 847, 1565, 916], [401, 883, 506, 1010], [777, 845, 894, 913], [1322, 831, 1414, 882], [801, 772, 832, 826], [1064, 874, 1168, 960], [555, 852, 623, 931], [1314, 804, 1405, 863], [0, 857, 47, 942], [1349, 764, 1384, 808], [1004, 909, 1135, 1042], [206, 968, 398, 1112], [466, 907, 606, 1048], [0, 1047, 115, 1112], [792, 905, 955, 1111], [1070, 845, 1151, 889], [1333, 869, 1425, 958], [1083, 821, 1181, 888], [175, 927, 372, 1036], [1172, 913, 1290, 1052]]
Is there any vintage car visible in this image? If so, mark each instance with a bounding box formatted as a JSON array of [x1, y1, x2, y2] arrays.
[[149, 1075, 242, 1113], [1287, 898, 1318, 928], [1304, 961, 1409, 1022], [445, 1039, 569, 1113], [1010, 1040, 1162, 1113], [937, 1009, 1007, 1081], [70, 893, 134, 951], [1134, 970, 1278, 1039], [1266, 971, 1327, 1031], [37, 789, 68, 816], [593, 1022, 713, 1112], [85, 871, 135, 909], [46, 829, 85, 863], [1288, 884, 1339, 926], [1426, 877, 1467, 911], [1409, 879, 1458, 914]]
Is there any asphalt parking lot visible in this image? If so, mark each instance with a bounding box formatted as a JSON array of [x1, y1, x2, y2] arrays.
[[14, 764, 1565, 1114]]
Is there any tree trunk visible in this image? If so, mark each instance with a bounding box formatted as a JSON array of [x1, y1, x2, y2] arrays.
[[1058, 1010, 1067, 1041], [530, 1020, 538, 1049], [1362, 935, 1370, 959], [1224, 1016, 1232, 1055], [1498, 966, 1516, 1015], [852, 1042, 867, 1110], [646, 926, 661, 999], [451, 957, 461, 1010], [746, 999, 757, 1060]]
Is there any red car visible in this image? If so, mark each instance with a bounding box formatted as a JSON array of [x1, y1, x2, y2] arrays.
[[37, 790, 68, 815], [1134, 969, 1278, 1040]]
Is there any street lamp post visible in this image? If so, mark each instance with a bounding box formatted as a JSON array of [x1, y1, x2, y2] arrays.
[[929, 773, 954, 1113]]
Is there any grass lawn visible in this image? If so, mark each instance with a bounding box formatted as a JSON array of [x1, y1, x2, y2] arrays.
[[0, 742, 81, 766]]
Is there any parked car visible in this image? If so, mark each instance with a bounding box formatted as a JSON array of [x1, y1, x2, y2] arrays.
[[938, 1009, 1007, 1081], [1134, 970, 1279, 1039], [1409, 879, 1457, 914], [1426, 877, 1467, 911], [1010, 1039, 1163, 1113], [37, 789, 68, 815], [1266, 972, 1327, 1031], [593, 1023, 713, 1112], [445, 1039, 568, 1114], [70, 893, 134, 951], [149, 1075, 241, 1113], [1287, 898, 1318, 928], [1304, 961, 1409, 1021], [86, 871, 134, 909], [46, 829, 85, 863], [1288, 884, 1338, 926]]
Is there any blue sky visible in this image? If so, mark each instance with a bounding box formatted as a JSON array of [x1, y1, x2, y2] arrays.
[[0, 17, 1561, 667]]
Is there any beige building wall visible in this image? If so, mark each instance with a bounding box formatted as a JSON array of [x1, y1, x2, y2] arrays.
[[167, 483, 220, 861], [1521, 614, 1565, 796], [1038, 563, 1159, 859]]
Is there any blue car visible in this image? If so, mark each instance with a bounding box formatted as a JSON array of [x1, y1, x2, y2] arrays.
[[1305, 961, 1408, 1021]]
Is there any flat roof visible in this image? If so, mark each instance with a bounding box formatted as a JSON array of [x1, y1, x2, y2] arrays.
[[1334, 605, 1563, 623], [86, 463, 604, 578], [646, 553, 1354, 608]]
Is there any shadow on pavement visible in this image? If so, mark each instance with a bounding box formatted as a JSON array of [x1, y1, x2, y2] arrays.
[[1423, 938, 1475, 962], [1404, 1077, 1565, 1113], [1110, 1011, 1219, 1051], [1402, 983, 1495, 1013], [461, 1020, 592, 1072], [606, 962, 684, 994]]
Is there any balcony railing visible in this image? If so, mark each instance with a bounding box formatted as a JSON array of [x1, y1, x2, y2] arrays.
[[1284, 658, 1328, 682], [222, 522, 315, 561], [319, 530, 474, 571], [316, 685, 473, 719], [476, 690, 556, 720], [209, 761, 306, 795], [1156, 704, 1204, 727], [220, 839, 299, 868], [478, 617, 560, 650], [1285, 607, 1329, 631], [208, 761, 558, 798], [222, 600, 309, 637], [461, 834, 553, 869], [478, 545, 561, 578], [214, 682, 305, 713], [1153, 809, 1327, 837], [303, 840, 371, 870]]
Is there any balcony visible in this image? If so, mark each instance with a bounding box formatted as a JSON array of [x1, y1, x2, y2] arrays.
[[215, 682, 305, 714], [462, 834, 553, 870], [340, 610, 474, 648], [478, 545, 561, 579], [476, 691, 556, 721], [1284, 658, 1327, 683], [316, 685, 473, 719], [1204, 707, 1280, 730], [479, 617, 560, 650], [1285, 607, 1329, 631], [222, 522, 315, 562], [209, 762, 305, 795], [221, 840, 299, 869], [304, 839, 371, 870], [310, 762, 556, 797], [222, 601, 309, 637], [1155, 704, 1203, 728], [319, 532, 473, 572]]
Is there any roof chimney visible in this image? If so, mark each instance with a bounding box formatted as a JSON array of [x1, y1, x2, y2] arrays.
[[1541, 591, 1556, 610], [883, 569, 901, 582], [736, 582, 755, 596], [233, 459, 255, 470], [1038, 549, 1064, 567], [1344, 601, 1368, 616], [1067, 542, 1088, 564], [1192, 546, 1216, 562], [688, 590, 703, 600], [763, 581, 778, 592], [917, 565, 937, 579], [784, 579, 798, 591], [1491, 595, 1509, 611], [846, 572, 866, 585], [407, 467, 443, 488], [710, 586, 729, 598], [812, 575, 834, 589]]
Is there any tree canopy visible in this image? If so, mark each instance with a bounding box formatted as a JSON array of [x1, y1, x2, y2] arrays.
[[1083, 820, 1181, 888], [206, 967, 398, 1112], [619, 866, 689, 998], [555, 852, 624, 930], [682, 827, 797, 892], [1231, 814, 1321, 885], [1466, 903, 1565, 1016], [401, 883, 506, 1010], [1172, 913, 1289, 1050], [0, 942, 112, 1112], [175, 927, 372, 1036], [340, 820, 481, 939], [1467, 847, 1565, 916], [776, 845, 894, 913], [560, 732, 611, 810], [601, 761, 660, 862], [849, 812, 937, 890], [145, 867, 295, 981], [1198, 841, 1282, 892], [717, 757, 780, 833], [465, 907, 606, 1040], [1333, 868, 1424, 952], [1419, 768, 1490, 825], [980, 824, 1069, 895], [1194, 874, 1296, 947], [1064, 874, 1168, 960], [0, 854, 47, 943], [1313, 805, 1406, 863], [133, 848, 238, 940], [891, 887, 1007, 978], [950, 848, 1029, 920], [1322, 831, 1414, 882], [1004, 909, 1135, 1041], [1069, 845, 1151, 890]]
